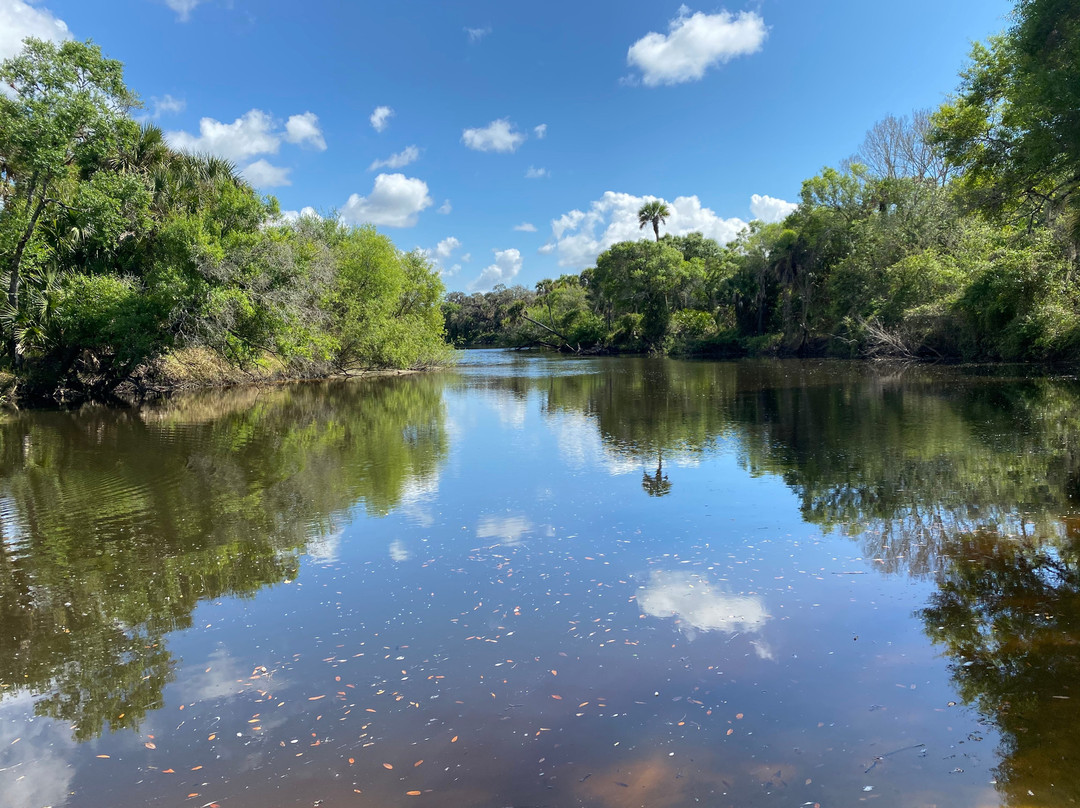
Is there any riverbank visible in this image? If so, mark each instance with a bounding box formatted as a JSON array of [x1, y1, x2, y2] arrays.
[[0, 346, 451, 408]]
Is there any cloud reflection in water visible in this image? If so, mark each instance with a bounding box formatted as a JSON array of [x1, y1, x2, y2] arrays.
[[639, 570, 771, 643]]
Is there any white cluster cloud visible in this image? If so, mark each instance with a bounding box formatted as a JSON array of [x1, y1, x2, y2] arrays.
[[525, 166, 549, 179], [278, 206, 320, 223], [435, 236, 461, 259], [151, 94, 185, 117], [514, 222, 537, 232], [534, 123, 548, 139], [462, 118, 526, 153], [417, 237, 463, 276], [0, 0, 70, 62], [370, 105, 394, 132], [243, 158, 291, 187], [544, 191, 748, 268], [466, 25, 492, 43], [438, 200, 453, 215], [468, 248, 522, 291], [627, 6, 767, 86], [285, 111, 327, 150], [341, 173, 432, 228], [750, 193, 798, 223], [166, 108, 326, 188], [167, 109, 281, 161], [369, 144, 420, 171], [166, 0, 203, 21]]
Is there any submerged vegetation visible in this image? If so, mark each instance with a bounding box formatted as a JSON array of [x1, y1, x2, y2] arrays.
[[447, 0, 1080, 362], [0, 39, 449, 404]]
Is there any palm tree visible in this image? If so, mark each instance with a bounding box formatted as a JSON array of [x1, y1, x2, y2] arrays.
[[638, 200, 671, 242]]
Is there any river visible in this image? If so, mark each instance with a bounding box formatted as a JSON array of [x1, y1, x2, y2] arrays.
[[1, 350, 1078, 807]]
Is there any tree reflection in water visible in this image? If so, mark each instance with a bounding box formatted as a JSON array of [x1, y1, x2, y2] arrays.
[[0, 376, 447, 740]]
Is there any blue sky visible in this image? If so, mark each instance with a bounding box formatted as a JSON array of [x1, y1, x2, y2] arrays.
[[3, 0, 1014, 291]]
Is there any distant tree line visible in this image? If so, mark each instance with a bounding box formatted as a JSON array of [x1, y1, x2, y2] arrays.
[[446, 0, 1080, 362], [0, 39, 449, 403]]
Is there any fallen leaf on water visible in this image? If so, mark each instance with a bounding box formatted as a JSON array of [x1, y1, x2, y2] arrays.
[[551, 695, 562, 700], [144, 742, 156, 749], [308, 695, 325, 701], [96, 755, 110, 759], [208, 734, 216, 741], [414, 760, 423, 767], [383, 763, 394, 769], [162, 769, 175, 774], [726, 729, 734, 736], [191, 765, 203, 771], [348, 758, 355, 765], [406, 791, 422, 796], [451, 735, 458, 743], [736, 713, 744, 720]]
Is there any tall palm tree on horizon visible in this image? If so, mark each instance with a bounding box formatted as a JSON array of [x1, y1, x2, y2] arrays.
[[637, 200, 670, 242]]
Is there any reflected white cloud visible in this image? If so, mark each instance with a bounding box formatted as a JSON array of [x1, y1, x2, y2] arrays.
[[305, 525, 343, 564], [485, 390, 528, 429], [551, 411, 639, 475], [389, 539, 412, 562], [477, 515, 532, 546], [0, 691, 75, 808], [639, 570, 771, 636], [173, 646, 249, 702]]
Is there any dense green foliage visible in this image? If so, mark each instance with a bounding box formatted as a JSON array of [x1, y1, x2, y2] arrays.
[[447, 0, 1079, 361], [0, 39, 448, 402]]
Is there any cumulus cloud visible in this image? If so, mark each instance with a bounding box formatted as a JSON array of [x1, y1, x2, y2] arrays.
[[165, 0, 203, 22], [514, 222, 538, 232], [0, 0, 70, 62], [435, 236, 461, 259], [278, 206, 320, 223], [166, 109, 282, 161], [370, 105, 394, 132], [546, 191, 747, 268], [369, 144, 420, 171], [133, 94, 186, 123], [438, 199, 453, 215], [468, 248, 522, 291], [639, 570, 771, 635], [341, 173, 433, 228], [525, 166, 549, 179], [462, 119, 526, 153], [750, 193, 798, 223], [168, 108, 329, 186], [534, 123, 548, 139], [242, 158, 291, 187], [284, 111, 327, 150], [627, 6, 767, 86], [466, 25, 491, 43]]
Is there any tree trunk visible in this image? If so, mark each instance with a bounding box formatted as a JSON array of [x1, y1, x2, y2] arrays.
[[653, 220, 660, 241], [6, 192, 50, 364]]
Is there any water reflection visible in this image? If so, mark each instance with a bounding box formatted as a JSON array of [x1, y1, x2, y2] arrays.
[[921, 528, 1080, 807], [0, 376, 447, 739], [638, 570, 771, 638], [464, 355, 1080, 805], [4, 353, 1080, 807]]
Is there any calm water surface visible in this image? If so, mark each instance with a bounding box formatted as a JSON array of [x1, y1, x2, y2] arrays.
[[2, 351, 1079, 808]]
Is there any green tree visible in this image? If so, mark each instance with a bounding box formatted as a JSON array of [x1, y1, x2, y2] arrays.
[[637, 200, 671, 242], [0, 38, 139, 360], [932, 0, 1080, 256]]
